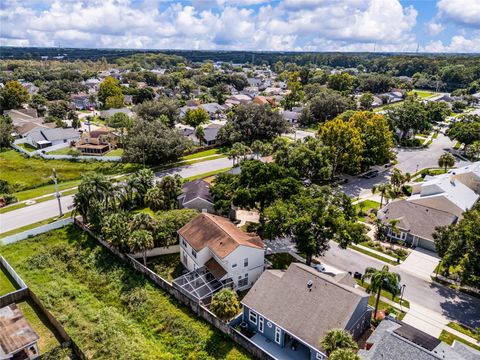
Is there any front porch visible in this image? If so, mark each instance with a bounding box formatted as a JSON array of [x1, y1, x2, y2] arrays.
[[249, 332, 312, 360]]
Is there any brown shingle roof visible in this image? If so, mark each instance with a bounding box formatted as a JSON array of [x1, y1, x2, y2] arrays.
[[205, 257, 227, 280], [242, 263, 369, 350], [0, 304, 39, 355], [178, 213, 263, 258]]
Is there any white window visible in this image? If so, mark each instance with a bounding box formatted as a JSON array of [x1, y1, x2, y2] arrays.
[[316, 353, 324, 360], [181, 238, 187, 248], [244, 258, 248, 267], [191, 249, 197, 258], [232, 263, 237, 268], [275, 327, 281, 344], [258, 316, 264, 333], [249, 311, 257, 325], [238, 273, 249, 288]]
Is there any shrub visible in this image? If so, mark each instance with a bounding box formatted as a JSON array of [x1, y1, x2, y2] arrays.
[[210, 288, 240, 321]]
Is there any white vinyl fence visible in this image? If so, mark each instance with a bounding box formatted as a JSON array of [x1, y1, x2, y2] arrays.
[[1, 218, 74, 245], [130, 244, 180, 259]]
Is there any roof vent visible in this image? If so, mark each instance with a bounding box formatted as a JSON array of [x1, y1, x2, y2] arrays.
[[307, 280, 313, 289]]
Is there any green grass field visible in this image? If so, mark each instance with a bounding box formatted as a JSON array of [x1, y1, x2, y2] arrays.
[[17, 142, 37, 152], [354, 200, 380, 221], [106, 148, 124, 156], [184, 167, 232, 181], [0, 149, 140, 193], [182, 148, 227, 160], [447, 322, 480, 341], [0, 226, 252, 360], [409, 90, 435, 99], [439, 330, 480, 351], [147, 254, 184, 281], [47, 147, 81, 155], [0, 266, 17, 295]]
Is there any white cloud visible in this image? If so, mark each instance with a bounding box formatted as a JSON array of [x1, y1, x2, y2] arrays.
[[0, 0, 473, 53], [427, 21, 444, 36], [422, 33, 480, 53], [437, 0, 480, 28]]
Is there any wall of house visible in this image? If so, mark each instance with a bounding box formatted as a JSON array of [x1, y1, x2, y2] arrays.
[[223, 246, 264, 289], [179, 235, 210, 270], [454, 173, 480, 193], [182, 197, 214, 214], [243, 306, 285, 348], [345, 297, 374, 340]]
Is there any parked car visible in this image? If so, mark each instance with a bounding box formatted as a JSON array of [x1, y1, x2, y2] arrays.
[[361, 170, 379, 179], [312, 264, 326, 273]]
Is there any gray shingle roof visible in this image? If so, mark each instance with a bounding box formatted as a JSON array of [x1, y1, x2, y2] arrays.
[[181, 179, 213, 204], [377, 200, 457, 241], [359, 318, 480, 360], [242, 263, 369, 350]]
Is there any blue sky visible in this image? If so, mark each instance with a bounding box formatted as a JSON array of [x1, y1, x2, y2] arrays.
[[1, 0, 479, 52]]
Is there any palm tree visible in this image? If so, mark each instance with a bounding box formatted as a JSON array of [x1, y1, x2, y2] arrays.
[[127, 169, 154, 206], [130, 212, 155, 232], [73, 173, 113, 223], [330, 348, 360, 360], [128, 229, 154, 266], [228, 148, 239, 166], [195, 126, 206, 146], [362, 265, 401, 319], [372, 183, 393, 208], [320, 328, 358, 356], [210, 288, 240, 321], [144, 185, 166, 211], [438, 152, 455, 172], [251, 140, 264, 159]]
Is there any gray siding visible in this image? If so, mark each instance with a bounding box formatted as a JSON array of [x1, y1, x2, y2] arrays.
[[345, 297, 373, 340]]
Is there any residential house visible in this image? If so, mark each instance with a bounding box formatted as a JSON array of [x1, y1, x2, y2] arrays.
[[176, 213, 264, 292], [377, 201, 457, 252], [5, 108, 56, 138], [408, 175, 479, 219], [26, 128, 80, 149], [4, 109, 39, 124], [229, 94, 252, 105], [241, 263, 372, 360], [359, 318, 480, 360], [99, 108, 133, 119], [282, 110, 301, 124], [178, 179, 214, 213], [71, 93, 95, 110], [0, 304, 40, 360], [377, 162, 480, 251], [75, 127, 119, 155]]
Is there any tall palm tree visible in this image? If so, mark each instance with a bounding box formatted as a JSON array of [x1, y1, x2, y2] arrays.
[[195, 126, 206, 146], [74, 173, 113, 222], [362, 265, 401, 319], [438, 152, 455, 172], [130, 212, 155, 232], [228, 148, 239, 166], [372, 183, 393, 208], [128, 229, 154, 266], [330, 348, 360, 360], [251, 140, 264, 159], [320, 328, 358, 356], [128, 169, 154, 206]]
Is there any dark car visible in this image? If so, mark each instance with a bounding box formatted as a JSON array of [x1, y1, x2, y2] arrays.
[[361, 170, 379, 179]]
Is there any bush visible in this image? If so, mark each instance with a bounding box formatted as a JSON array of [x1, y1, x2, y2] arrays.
[[210, 288, 240, 321]]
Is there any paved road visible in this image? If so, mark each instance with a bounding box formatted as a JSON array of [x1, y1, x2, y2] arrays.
[[321, 242, 480, 329], [0, 157, 234, 234]]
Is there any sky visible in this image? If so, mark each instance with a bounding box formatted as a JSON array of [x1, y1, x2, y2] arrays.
[[1, 0, 479, 53]]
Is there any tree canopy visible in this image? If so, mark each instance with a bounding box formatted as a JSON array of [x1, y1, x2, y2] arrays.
[[0, 80, 29, 110]]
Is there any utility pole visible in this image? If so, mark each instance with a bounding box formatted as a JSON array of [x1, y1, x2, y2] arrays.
[[53, 168, 63, 217]]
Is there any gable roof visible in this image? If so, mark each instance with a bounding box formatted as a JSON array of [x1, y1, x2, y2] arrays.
[[178, 213, 263, 258], [242, 263, 369, 351], [378, 200, 457, 241], [0, 304, 39, 355], [181, 179, 213, 204], [28, 127, 80, 142]]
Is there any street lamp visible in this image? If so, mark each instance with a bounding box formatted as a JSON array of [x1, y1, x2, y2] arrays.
[[400, 284, 406, 310]]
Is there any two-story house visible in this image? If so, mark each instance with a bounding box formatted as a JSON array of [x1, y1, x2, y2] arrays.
[[240, 263, 372, 360], [177, 213, 264, 291]]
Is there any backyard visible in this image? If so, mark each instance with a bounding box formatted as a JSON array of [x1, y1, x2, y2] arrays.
[[0, 226, 252, 360]]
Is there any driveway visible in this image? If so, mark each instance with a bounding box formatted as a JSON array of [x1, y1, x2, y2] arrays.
[[399, 248, 440, 281]]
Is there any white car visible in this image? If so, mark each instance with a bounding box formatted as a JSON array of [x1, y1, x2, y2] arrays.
[[313, 264, 326, 273]]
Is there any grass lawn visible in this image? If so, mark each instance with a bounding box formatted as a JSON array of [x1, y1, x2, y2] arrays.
[[147, 254, 184, 281], [355, 279, 410, 308], [16, 300, 64, 355], [367, 296, 406, 321], [354, 200, 380, 221], [453, 141, 462, 150], [17, 142, 37, 152], [0, 226, 252, 360], [266, 253, 298, 270], [14, 179, 82, 201], [373, 100, 404, 112], [349, 244, 398, 266], [447, 322, 480, 341], [409, 90, 435, 99], [0, 266, 17, 295], [182, 147, 229, 160], [0, 149, 140, 193], [47, 147, 81, 155], [105, 148, 123, 156], [439, 330, 480, 351], [184, 167, 233, 181], [0, 212, 71, 239]]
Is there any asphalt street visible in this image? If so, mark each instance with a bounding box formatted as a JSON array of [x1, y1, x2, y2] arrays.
[[321, 241, 480, 329], [0, 157, 234, 234]]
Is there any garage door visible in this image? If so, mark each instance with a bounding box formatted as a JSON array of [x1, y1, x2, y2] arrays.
[[417, 238, 436, 252]]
